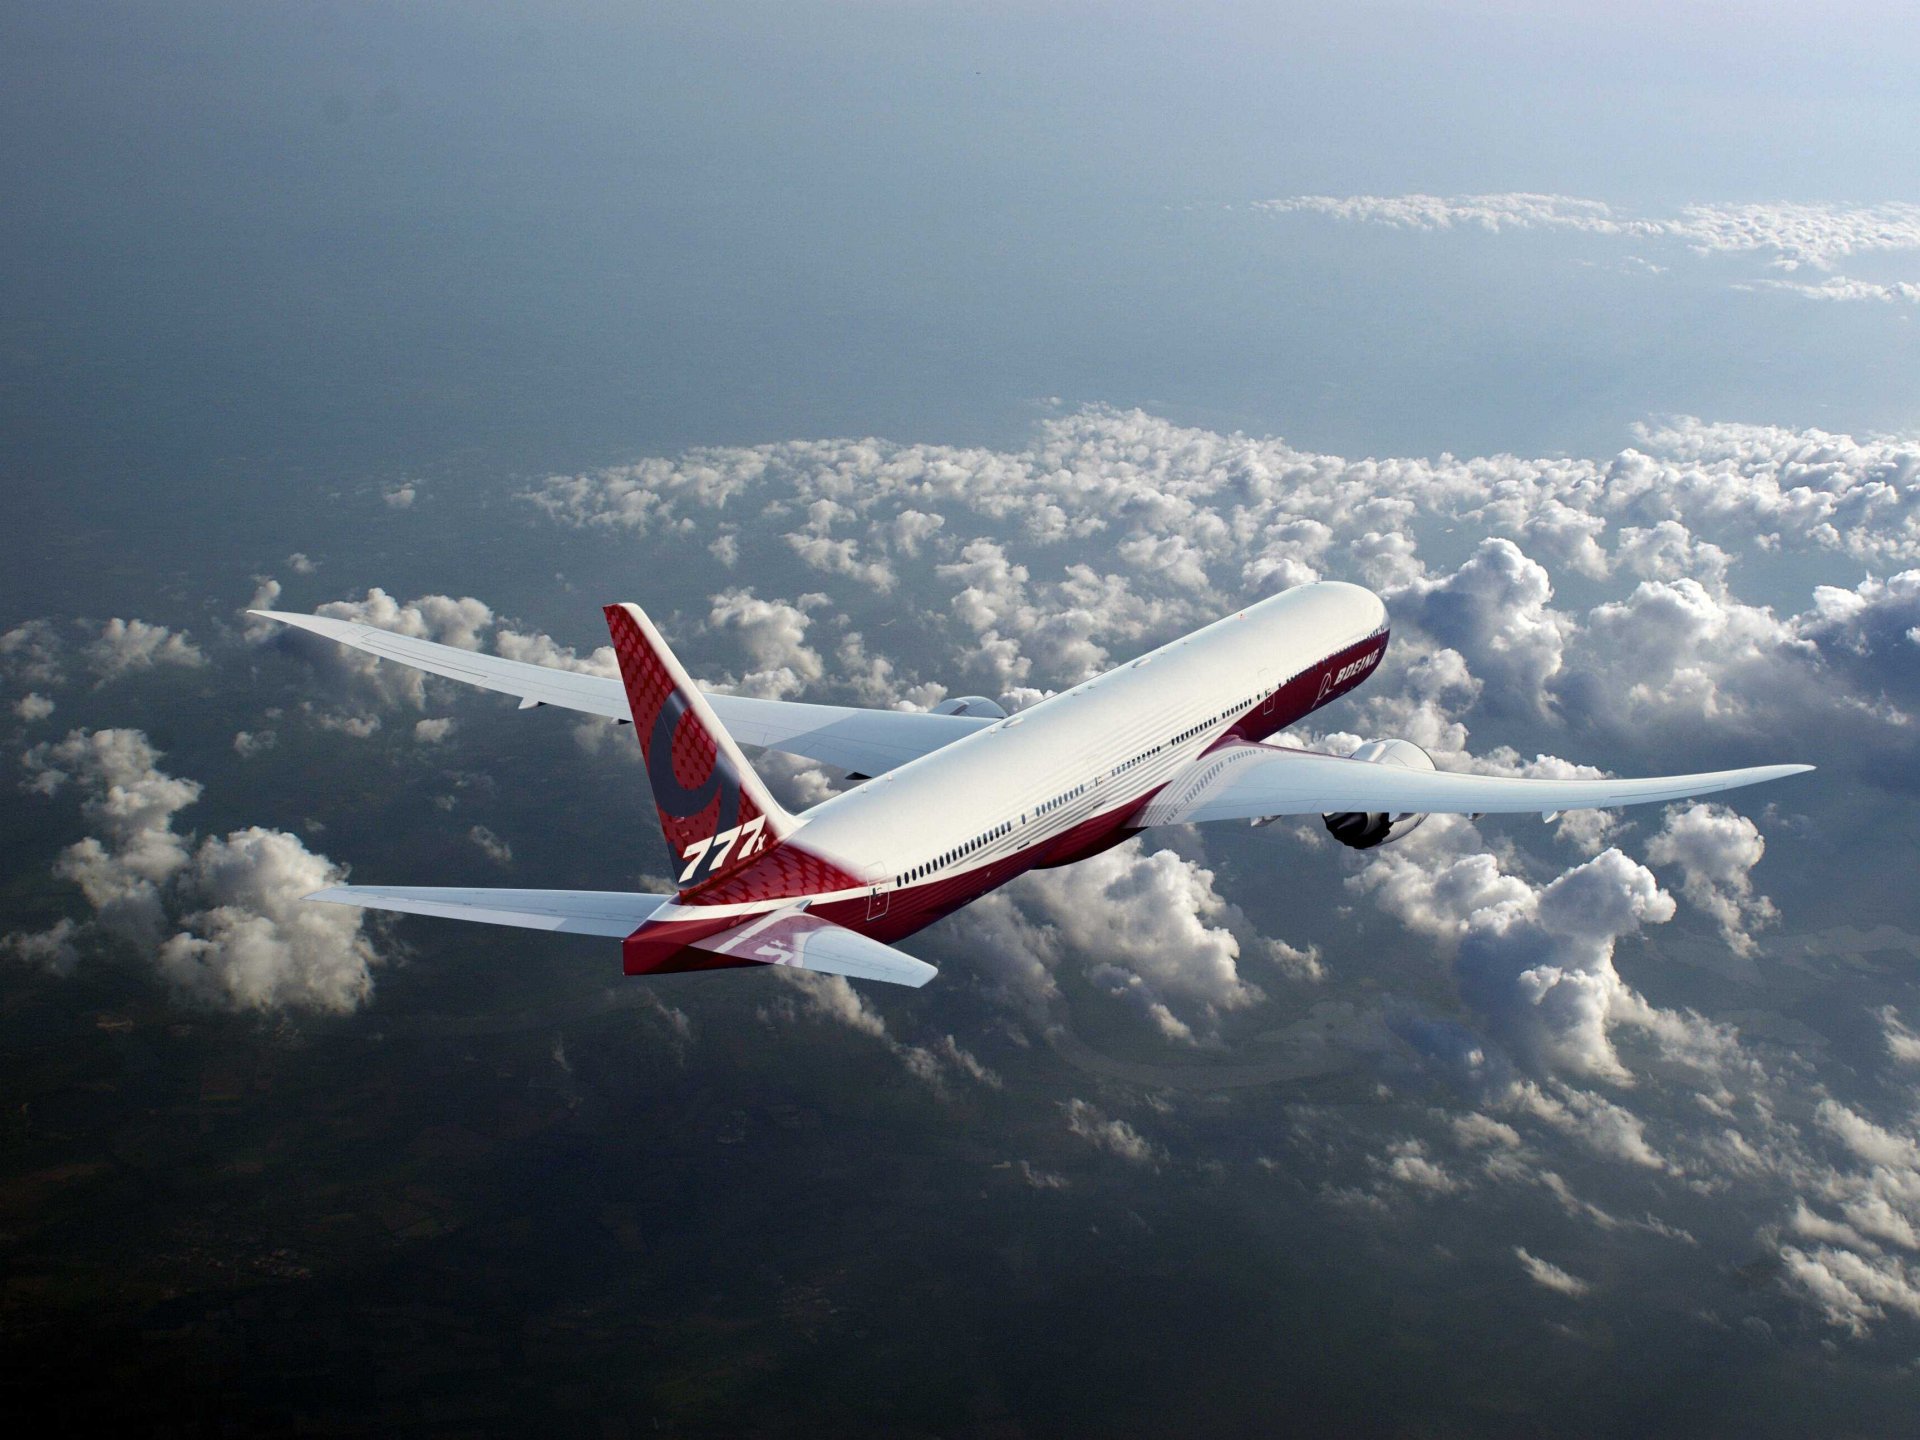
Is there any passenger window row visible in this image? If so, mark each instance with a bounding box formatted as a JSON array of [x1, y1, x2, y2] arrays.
[[903, 818, 1015, 885], [1036, 780, 1089, 816], [900, 683, 1277, 888]]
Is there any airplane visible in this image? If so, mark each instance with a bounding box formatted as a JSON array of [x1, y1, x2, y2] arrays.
[[253, 582, 1811, 989]]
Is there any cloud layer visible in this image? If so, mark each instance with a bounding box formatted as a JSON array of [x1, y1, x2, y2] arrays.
[[1260, 193, 1920, 300], [23, 399, 1920, 1339]]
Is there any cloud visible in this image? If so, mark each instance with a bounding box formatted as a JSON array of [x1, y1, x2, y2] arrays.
[[491, 628, 618, 678], [1039, 847, 1265, 1044], [269, 588, 622, 730], [1877, 1007, 1920, 1067], [11, 728, 381, 1014], [1459, 851, 1679, 1083], [468, 825, 512, 866], [1261, 193, 1920, 295], [86, 617, 206, 681], [1514, 1247, 1593, 1298], [1063, 1098, 1161, 1164], [1779, 1246, 1920, 1336], [1351, 814, 1717, 1089], [940, 844, 1270, 1045], [1754, 1100, 1920, 1333], [157, 826, 379, 1014], [232, 728, 276, 758], [1376, 1138, 1464, 1195], [1752, 276, 1920, 304], [1390, 539, 1569, 714], [1, 619, 65, 687], [15, 692, 54, 723], [1644, 804, 1778, 956], [3, 917, 80, 975], [767, 969, 996, 1095], [1259, 192, 1652, 239], [786, 531, 898, 593], [280, 588, 494, 712], [705, 589, 826, 699], [937, 538, 1198, 690], [26, 727, 202, 945]]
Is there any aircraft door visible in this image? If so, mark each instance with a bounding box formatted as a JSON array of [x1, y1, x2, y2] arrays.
[[867, 886, 891, 921]]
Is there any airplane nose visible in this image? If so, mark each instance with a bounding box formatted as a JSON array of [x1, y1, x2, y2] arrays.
[[1315, 579, 1387, 634]]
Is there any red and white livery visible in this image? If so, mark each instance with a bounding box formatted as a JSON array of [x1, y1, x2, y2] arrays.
[[257, 583, 1811, 988]]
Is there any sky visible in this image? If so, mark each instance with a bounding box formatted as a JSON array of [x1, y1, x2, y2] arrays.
[[6, 3, 1920, 1434]]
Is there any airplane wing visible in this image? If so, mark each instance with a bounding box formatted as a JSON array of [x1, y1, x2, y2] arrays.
[[252, 609, 991, 775], [307, 885, 673, 936], [1137, 741, 1813, 826]]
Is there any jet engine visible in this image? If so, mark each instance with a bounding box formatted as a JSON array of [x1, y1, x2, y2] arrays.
[[1322, 738, 1435, 850]]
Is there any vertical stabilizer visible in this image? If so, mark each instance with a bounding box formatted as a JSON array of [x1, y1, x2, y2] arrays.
[[603, 603, 796, 892]]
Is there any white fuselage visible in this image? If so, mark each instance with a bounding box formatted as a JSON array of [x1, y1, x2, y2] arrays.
[[798, 581, 1385, 886]]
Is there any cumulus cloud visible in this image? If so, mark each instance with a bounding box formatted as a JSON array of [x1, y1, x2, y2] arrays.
[[1390, 539, 1569, 713], [491, 628, 618, 678], [704, 589, 826, 699], [86, 617, 206, 681], [1752, 276, 1920, 304], [271, 587, 495, 712], [937, 538, 1199, 690], [232, 728, 276, 758], [3, 917, 80, 975], [26, 727, 202, 945], [1375, 1138, 1464, 1195], [11, 728, 381, 1014], [1645, 804, 1778, 955], [1063, 1098, 1161, 1164], [157, 826, 378, 1014], [1, 619, 65, 688], [1767, 1099, 1920, 1335], [260, 587, 625, 734], [1878, 1007, 1920, 1067], [1458, 850, 1679, 1082], [767, 969, 997, 1095], [786, 531, 898, 593], [940, 844, 1270, 1046], [1351, 814, 1717, 1088]]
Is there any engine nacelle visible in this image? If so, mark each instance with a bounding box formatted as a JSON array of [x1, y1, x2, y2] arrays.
[[1322, 738, 1435, 850]]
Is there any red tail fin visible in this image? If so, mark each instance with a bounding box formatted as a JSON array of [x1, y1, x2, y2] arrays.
[[604, 603, 794, 893]]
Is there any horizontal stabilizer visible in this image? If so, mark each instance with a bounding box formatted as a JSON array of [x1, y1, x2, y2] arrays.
[[309, 887, 934, 987], [1140, 742, 1813, 826], [307, 885, 670, 937], [690, 909, 937, 988]]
